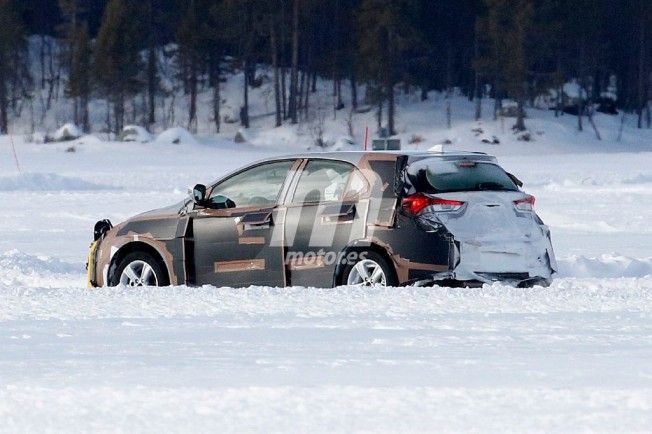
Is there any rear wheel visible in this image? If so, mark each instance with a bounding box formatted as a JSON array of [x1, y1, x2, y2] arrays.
[[341, 251, 398, 287], [109, 252, 168, 287]]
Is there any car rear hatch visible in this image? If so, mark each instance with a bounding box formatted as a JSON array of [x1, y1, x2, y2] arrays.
[[402, 156, 557, 284]]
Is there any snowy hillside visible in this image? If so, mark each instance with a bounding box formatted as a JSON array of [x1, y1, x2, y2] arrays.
[[13, 43, 652, 155], [1, 88, 652, 431]]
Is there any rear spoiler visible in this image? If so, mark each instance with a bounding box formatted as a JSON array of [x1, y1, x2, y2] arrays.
[[393, 155, 410, 197], [507, 172, 524, 188], [393, 155, 524, 193]]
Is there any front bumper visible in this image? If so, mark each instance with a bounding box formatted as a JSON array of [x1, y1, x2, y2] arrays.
[[87, 219, 113, 288], [452, 238, 555, 284], [86, 240, 100, 288]]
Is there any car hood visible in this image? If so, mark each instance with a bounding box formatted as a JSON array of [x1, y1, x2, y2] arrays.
[[108, 200, 188, 240], [131, 200, 186, 220]]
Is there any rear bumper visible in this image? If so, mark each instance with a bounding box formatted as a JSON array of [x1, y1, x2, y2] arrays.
[[410, 193, 558, 287], [453, 239, 555, 283], [412, 271, 552, 288], [413, 233, 556, 288]]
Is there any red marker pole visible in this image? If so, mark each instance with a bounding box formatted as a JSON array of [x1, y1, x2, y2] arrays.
[[9, 134, 21, 173], [363, 126, 369, 151]]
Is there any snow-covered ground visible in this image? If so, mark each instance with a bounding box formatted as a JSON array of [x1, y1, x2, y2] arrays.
[[1, 96, 652, 431]]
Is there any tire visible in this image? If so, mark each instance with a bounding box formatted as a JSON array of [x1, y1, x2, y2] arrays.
[[340, 250, 398, 287], [109, 251, 169, 287]]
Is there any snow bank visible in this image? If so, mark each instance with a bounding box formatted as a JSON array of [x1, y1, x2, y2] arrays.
[[558, 254, 652, 278], [155, 127, 198, 145], [0, 173, 118, 191], [119, 125, 153, 143], [0, 250, 80, 275], [623, 173, 652, 184], [50, 123, 82, 142], [563, 80, 587, 100], [0, 250, 83, 290], [3, 277, 652, 321], [3, 385, 651, 433], [525, 172, 652, 188]]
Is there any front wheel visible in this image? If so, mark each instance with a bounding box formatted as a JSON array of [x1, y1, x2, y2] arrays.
[[109, 252, 168, 287], [341, 251, 398, 287]]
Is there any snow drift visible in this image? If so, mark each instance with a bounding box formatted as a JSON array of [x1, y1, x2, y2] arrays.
[[0, 173, 118, 191], [155, 127, 198, 145], [119, 125, 153, 143], [50, 123, 82, 142], [558, 254, 652, 278]]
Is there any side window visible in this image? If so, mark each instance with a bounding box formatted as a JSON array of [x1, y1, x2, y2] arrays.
[[209, 160, 294, 208], [345, 169, 368, 199], [292, 160, 361, 204]]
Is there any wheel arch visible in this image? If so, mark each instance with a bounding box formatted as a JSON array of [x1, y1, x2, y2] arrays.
[[109, 241, 171, 285], [333, 239, 398, 286]]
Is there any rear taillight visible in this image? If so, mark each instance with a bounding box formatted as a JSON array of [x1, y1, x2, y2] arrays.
[[402, 193, 465, 215], [513, 194, 535, 211]]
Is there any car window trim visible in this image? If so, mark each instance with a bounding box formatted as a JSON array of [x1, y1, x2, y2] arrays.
[[207, 158, 299, 210], [284, 158, 361, 206]]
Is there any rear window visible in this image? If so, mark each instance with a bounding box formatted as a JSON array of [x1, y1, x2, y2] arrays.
[[407, 159, 518, 193]]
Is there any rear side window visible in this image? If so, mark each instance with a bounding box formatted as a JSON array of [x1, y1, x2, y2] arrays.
[[292, 160, 356, 203], [407, 159, 518, 193]]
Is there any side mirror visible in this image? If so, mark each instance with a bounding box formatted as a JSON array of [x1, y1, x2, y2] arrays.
[[208, 194, 236, 209], [192, 184, 207, 205]]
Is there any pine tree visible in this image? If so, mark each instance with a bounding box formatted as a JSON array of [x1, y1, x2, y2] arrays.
[[68, 22, 91, 132], [528, 0, 565, 117], [357, 0, 420, 136], [480, 0, 533, 132], [563, 0, 607, 133], [95, 0, 144, 134], [204, 1, 227, 133], [270, 4, 282, 127], [288, 0, 299, 124], [59, 0, 92, 132], [0, 0, 29, 134], [218, 0, 266, 129], [5, 0, 648, 136], [176, 0, 203, 133], [634, 0, 652, 128], [144, 0, 159, 128]]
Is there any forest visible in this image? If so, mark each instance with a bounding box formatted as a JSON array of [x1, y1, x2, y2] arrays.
[[0, 0, 650, 136]]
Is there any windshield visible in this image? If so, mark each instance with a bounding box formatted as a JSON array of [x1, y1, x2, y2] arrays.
[[407, 159, 518, 193]]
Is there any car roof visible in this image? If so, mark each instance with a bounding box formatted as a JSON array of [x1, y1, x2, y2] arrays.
[[206, 150, 498, 188], [262, 150, 496, 165]]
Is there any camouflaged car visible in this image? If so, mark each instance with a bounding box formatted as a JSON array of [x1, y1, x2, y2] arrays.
[[87, 151, 557, 288]]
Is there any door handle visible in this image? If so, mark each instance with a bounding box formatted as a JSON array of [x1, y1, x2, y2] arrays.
[[320, 204, 356, 222], [247, 219, 271, 228], [241, 212, 273, 230]]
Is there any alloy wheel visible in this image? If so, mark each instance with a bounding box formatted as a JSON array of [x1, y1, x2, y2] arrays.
[[119, 260, 159, 287], [347, 259, 387, 286]]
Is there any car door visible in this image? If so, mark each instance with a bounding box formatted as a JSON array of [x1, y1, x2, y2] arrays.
[[191, 159, 298, 287], [283, 159, 369, 287]]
